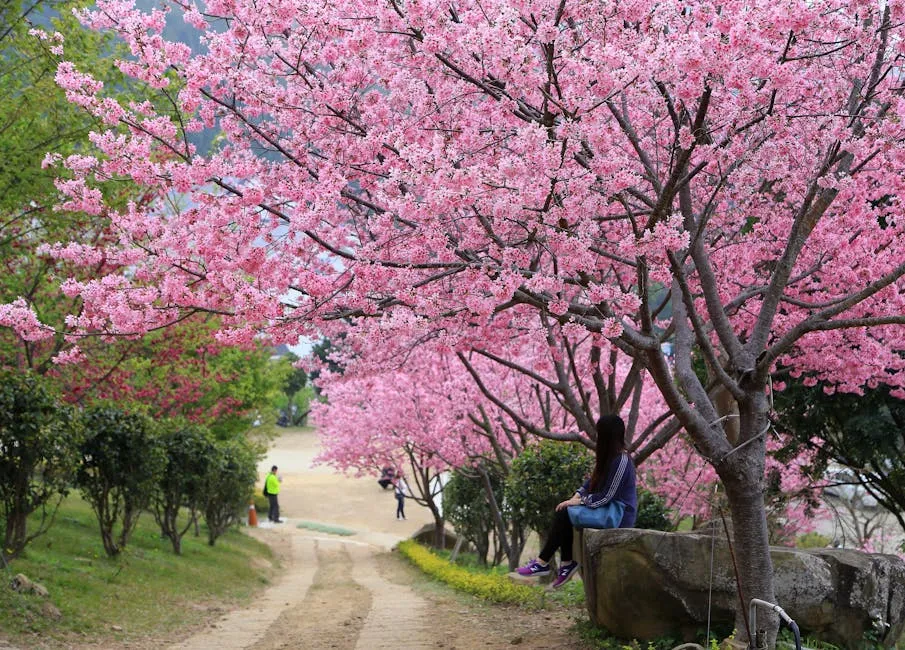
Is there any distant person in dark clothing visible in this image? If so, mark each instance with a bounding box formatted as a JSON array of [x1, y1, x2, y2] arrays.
[[516, 415, 637, 589], [378, 466, 396, 489]]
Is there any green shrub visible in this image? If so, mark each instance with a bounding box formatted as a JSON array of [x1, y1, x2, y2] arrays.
[[397, 540, 541, 606], [0, 371, 81, 561], [443, 468, 498, 565], [203, 437, 259, 545], [576, 620, 733, 650], [795, 531, 831, 549], [153, 423, 216, 554], [504, 441, 592, 537], [77, 406, 165, 557], [252, 492, 269, 515], [635, 489, 673, 530]]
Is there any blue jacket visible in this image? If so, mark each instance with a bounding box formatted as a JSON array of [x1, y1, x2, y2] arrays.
[[576, 453, 637, 528]]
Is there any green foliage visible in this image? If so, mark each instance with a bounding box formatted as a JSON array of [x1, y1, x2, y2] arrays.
[[397, 540, 542, 606], [308, 337, 346, 386], [635, 489, 673, 531], [0, 495, 273, 643], [252, 492, 270, 515], [274, 380, 314, 427], [430, 547, 510, 575], [76, 406, 165, 557], [504, 441, 592, 537], [774, 627, 881, 650], [152, 423, 216, 554], [0, 0, 146, 372], [58, 321, 289, 438], [203, 346, 290, 437], [100, 331, 289, 439], [280, 354, 308, 396], [443, 468, 500, 565], [575, 621, 734, 650], [0, 370, 80, 561], [0, 1, 125, 214], [796, 531, 831, 549], [772, 379, 905, 530], [202, 437, 260, 546]]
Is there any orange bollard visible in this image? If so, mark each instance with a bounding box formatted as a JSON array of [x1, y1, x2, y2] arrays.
[[248, 501, 258, 527]]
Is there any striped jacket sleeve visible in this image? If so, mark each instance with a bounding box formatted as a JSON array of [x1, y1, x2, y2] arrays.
[[577, 454, 629, 508]]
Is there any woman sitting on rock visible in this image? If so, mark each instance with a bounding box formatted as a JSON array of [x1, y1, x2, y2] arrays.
[[516, 414, 637, 589]]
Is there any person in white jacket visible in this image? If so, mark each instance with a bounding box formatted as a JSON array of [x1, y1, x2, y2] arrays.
[[393, 475, 408, 520]]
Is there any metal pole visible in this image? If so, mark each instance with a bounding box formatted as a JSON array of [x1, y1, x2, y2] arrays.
[[748, 598, 801, 650]]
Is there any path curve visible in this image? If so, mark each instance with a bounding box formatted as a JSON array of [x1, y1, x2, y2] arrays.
[[170, 428, 438, 650]]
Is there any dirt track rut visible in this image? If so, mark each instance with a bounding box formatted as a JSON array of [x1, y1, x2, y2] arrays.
[[169, 429, 437, 650]]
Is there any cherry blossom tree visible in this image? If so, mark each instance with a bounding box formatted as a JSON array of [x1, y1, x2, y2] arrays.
[[312, 354, 474, 547], [313, 337, 559, 559], [325, 324, 825, 553], [0, 7, 156, 372], [21, 0, 905, 642], [0, 7, 281, 435]]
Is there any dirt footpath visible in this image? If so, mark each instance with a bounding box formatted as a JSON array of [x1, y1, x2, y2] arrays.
[[169, 428, 586, 650]]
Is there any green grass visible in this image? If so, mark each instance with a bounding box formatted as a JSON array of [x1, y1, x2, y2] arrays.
[[0, 495, 275, 647], [296, 521, 356, 536]]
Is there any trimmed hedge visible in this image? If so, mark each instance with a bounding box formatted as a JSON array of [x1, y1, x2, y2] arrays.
[[397, 540, 543, 606]]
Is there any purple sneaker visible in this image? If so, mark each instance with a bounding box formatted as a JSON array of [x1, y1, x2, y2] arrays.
[[516, 559, 551, 577], [550, 561, 579, 589]]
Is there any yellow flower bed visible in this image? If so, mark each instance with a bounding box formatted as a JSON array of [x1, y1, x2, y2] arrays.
[[397, 540, 543, 606]]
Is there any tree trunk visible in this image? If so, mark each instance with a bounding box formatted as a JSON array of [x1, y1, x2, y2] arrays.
[[3, 478, 30, 560], [430, 509, 445, 549], [478, 467, 512, 564], [717, 398, 779, 648], [100, 520, 119, 557], [95, 496, 121, 557], [507, 520, 527, 571], [713, 385, 740, 446], [3, 510, 26, 561], [475, 534, 490, 565], [119, 504, 139, 552]]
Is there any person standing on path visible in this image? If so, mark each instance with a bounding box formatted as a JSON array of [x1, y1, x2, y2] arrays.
[[394, 475, 407, 520], [264, 465, 283, 523], [516, 415, 637, 589]]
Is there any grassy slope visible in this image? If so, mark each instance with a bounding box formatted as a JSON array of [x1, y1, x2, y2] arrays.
[[1, 496, 274, 648]]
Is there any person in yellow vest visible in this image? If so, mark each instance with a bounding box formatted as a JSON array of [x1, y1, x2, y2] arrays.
[[264, 465, 283, 523]]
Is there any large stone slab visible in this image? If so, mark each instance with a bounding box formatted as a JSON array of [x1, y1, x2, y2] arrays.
[[575, 528, 905, 648]]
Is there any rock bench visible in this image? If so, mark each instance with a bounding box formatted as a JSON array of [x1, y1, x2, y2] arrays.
[[574, 528, 905, 648]]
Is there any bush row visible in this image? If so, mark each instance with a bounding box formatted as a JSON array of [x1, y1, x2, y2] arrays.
[[396, 539, 542, 606], [1, 370, 261, 562]]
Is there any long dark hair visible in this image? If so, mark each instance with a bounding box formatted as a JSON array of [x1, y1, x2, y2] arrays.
[[589, 415, 627, 492]]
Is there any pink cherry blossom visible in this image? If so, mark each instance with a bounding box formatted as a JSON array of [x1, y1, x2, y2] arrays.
[[40, 0, 905, 636]]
